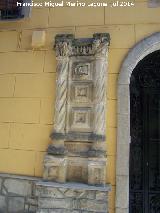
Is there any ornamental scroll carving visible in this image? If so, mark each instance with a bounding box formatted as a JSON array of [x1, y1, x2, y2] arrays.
[[43, 33, 110, 185]]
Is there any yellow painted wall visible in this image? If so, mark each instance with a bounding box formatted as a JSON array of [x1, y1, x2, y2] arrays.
[[0, 1, 160, 212]]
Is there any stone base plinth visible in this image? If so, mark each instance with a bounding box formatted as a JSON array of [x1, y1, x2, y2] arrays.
[[35, 181, 111, 213], [0, 173, 111, 213]]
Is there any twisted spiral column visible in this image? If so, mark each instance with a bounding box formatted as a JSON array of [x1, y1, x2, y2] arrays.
[[54, 57, 69, 133]]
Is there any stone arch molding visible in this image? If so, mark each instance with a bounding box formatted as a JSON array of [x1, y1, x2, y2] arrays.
[[116, 32, 160, 213]]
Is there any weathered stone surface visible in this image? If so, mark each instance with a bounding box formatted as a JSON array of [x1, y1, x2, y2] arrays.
[[96, 191, 107, 200], [36, 185, 64, 198], [8, 197, 24, 212], [64, 189, 75, 197], [0, 178, 3, 190], [118, 85, 129, 114], [38, 198, 72, 209], [86, 191, 95, 199], [1, 184, 8, 195], [4, 179, 32, 196], [26, 197, 37, 206], [79, 199, 107, 212], [88, 158, 106, 186], [28, 205, 37, 212], [43, 155, 68, 183], [116, 175, 129, 209], [44, 34, 109, 185], [116, 143, 129, 176], [81, 212, 106, 213], [0, 195, 6, 211], [116, 208, 128, 213], [0, 173, 110, 213], [37, 209, 49, 213], [49, 210, 80, 213]]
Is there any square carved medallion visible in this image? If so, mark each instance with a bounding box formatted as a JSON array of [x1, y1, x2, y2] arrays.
[[68, 107, 93, 132], [72, 62, 93, 81], [70, 83, 93, 103]]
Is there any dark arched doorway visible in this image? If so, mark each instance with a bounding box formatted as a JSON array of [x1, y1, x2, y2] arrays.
[[130, 50, 160, 213]]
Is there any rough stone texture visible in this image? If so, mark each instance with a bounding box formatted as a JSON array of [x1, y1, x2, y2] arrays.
[[0, 174, 110, 213], [96, 191, 107, 200], [116, 208, 128, 213], [0, 195, 6, 212], [38, 197, 72, 209], [4, 179, 32, 196], [116, 143, 129, 176], [0, 178, 2, 191], [117, 85, 130, 114], [0, 174, 39, 213], [8, 197, 25, 212], [36, 181, 111, 213], [36, 186, 64, 198]]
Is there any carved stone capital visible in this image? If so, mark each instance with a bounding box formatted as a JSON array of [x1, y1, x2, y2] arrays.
[[54, 33, 110, 57], [93, 33, 110, 57], [54, 34, 74, 58]]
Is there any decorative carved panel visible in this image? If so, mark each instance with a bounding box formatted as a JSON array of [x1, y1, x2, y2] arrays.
[[43, 33, 110, 185]]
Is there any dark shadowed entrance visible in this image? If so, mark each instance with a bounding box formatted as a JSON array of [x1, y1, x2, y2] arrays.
[[130, 50, 160, 213]]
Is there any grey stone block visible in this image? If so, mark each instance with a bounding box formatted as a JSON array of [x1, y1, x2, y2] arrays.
[[37, 210, 49, 213], [49, 210, 80, 213], [86, 191, 95, 199], [79, 199, 107, 212], [117, 114, 130, 145], [0, 195, 6, 211], [1, 185, 8, 196], [26, 197, 37, 206], [38, 198, 72, 209], [96, 191, 107, 200], [4, 179, 32, 196], [24, 204, 29, 211], [75, 190, 87, 199], [82, 211, 106, 213], [36, 186, 64, 198], [0, 178, 3, 191], [118, 85, 129, 114], [116, 207, 128, 213], [64, 189, 75, 197], [116, 143, 129, 176], [8, 197, 24, 212], [28, 205, 37, 212], [116, 175, 129, 209]]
